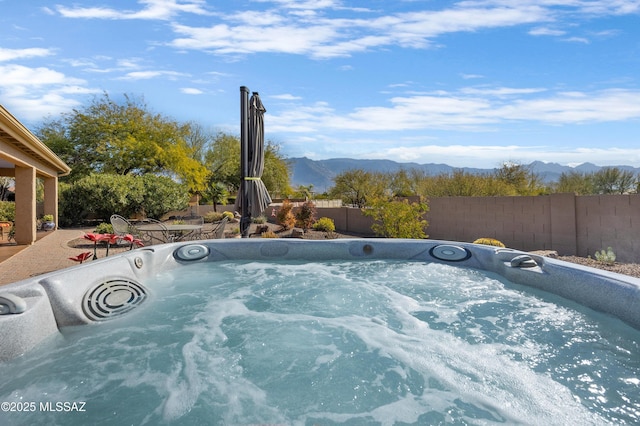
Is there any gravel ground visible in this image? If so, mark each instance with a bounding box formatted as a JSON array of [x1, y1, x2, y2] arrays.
[[556, 255, 640, 279]]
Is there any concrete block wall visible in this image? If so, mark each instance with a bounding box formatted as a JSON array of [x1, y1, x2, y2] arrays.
[[426, 195, 554, 252], [575, 195, 640, 262], [314, 193, 640, 262], [177, 193, 640, 262]]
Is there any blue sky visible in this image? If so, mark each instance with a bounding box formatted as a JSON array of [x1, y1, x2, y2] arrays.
[[1, 0, 640, 169]]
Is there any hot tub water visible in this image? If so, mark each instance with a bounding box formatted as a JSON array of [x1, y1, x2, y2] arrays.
[[1, 259, 638, 425]]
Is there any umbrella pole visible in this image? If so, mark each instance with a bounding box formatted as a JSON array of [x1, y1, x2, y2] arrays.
[[240, 86, 251, 237]]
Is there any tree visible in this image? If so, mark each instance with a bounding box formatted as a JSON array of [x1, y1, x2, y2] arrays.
[[389, 169, 416, 197], [204, 132, 241, 193], [182, 121, 212, 164], [204, 132, 291, 198], [363, 198, 429, 239], [593, 167, 636, 194], [329, 169, 386, 208], [553, 171, 595, 195], [294, 184, 314, 200], [205, 182, 229, 212], [263, 143, 292, 198], [37, 93, 209, 192], [494, 162, 547, 195], [0, 177, 12, 201]]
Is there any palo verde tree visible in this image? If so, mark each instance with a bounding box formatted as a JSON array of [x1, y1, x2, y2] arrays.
[[494, 161, 547, 196], [553, 171, 595, 195], [593, 167, 636, 194], [329, 169, 387, 208], [37, 93, 209, 192]]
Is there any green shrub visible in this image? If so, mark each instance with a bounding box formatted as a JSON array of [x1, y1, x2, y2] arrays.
[[252, 215, 267, 224], [313, 217, 336, 232], [473, 238, 506, 248], [363, 198, 428, 239], [204, 211, 225, 223], [0, 201, 15, 221], [594, 247, 616, 265], [222, 211, 235, 220], [94, 222, 114, 234], [59, 174, 189, 226]]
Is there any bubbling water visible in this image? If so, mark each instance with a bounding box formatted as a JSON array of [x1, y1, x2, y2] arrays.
[[1, 260, 639, 425]]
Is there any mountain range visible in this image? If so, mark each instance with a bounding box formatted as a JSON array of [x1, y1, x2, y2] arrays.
[[288, 157, 640, 192]]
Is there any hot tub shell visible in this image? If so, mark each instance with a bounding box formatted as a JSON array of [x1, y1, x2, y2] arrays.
[[1, 239, 639, 362]]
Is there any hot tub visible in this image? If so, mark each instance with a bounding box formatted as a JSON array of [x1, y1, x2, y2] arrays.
[[0, 239, 638, 424]]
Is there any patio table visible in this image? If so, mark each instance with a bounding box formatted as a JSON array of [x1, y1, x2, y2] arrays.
[[137, 223, 203, 243]]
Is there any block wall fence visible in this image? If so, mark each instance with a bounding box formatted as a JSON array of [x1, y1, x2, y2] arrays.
[[191, 193, 640, 263], [276, 194, 640, 263]]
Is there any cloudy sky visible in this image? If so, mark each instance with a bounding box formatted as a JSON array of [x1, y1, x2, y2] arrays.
[[2, 0, 640, 168]]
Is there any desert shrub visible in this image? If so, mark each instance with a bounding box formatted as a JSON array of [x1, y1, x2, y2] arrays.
[[295, 201, 316, 230], [363, 198, 429, 239], [222, 211, 235, 220], [0, 201, 15, 221], [276, 200, 296, 230], [204, 211, 225, 223], [252, 215, 267, 224], [261, 230, 278, 238], [94, 223, 114, 234], [594, 247, 616, 265], [473, 238, 506, 248], [313, 217, 336, 232]]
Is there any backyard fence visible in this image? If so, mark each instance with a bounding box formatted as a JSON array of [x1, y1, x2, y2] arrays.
[[185, 193, 640, 263]]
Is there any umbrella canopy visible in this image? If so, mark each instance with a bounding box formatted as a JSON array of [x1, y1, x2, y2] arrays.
[[238, 87, 272, 236]]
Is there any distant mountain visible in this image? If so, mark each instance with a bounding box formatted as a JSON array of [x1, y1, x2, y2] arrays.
[[288, 157, 640, 192]]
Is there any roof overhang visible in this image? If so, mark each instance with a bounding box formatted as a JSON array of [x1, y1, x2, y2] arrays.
[[0, 104, 71, 178]]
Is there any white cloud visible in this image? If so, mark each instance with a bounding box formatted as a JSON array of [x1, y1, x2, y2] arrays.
[[0, 64, 84, 86], [460, 87, 548, 97], [563, 36, 590, 44], [268, 88, 640, 135], [117, 70, 189, 80], [0, 64, 96, 122], [167, 4, 551, 58], [460, 73, 484, 80], [56, 0, 211, 20], [49, 0, 640, 60], [180, 87, 203, 94], [271, 93, 302, 100], [368, 145, 640, 169], [528, 27, 566, 36], [495, 89, 640, 123], [0, 47, 54, 62]]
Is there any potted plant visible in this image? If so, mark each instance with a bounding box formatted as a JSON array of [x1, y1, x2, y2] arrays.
[[41, 214, 56, 231]]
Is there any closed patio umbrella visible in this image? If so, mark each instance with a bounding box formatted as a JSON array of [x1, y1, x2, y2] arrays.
[[238, 86, 272, 237]]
